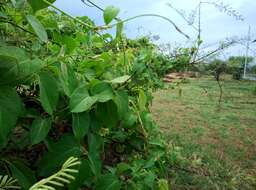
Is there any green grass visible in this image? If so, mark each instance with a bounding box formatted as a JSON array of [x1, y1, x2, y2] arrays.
[[151, 75, 256, 189]]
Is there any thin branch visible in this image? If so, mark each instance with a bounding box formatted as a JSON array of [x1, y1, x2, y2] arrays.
[[81, 0, 94, 8], [82, 0, 122, 23], [166, 3, 199, 31], [82, 1, 190, 38], [0, 19, 35, 36], [42, 0, 94, 29], [82, 0, 104, 11], [190, 41, 235, 64], [96, 14, 190, 39]]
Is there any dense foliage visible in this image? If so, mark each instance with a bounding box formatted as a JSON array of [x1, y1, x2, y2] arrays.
[[0, 0, 184, 189]]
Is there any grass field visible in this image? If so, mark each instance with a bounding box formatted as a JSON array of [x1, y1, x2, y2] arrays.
[[151, 76, 256, 189]]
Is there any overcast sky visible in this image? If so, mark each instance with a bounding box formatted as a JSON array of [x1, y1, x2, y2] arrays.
[[54, 0, 256, 58]]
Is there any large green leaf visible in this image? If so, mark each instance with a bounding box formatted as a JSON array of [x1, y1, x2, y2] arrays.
[[88, 133, 102, 178], [95, 174, 121, 190], [9, 160, 36, 189], [59, 63, 78, 97], [70, 85, 97, 113], [0, 46, 26, 85], [0, 87, 22, 147], [68, 159, 94, 190], [26, 15, 48, 42], [39, 72, 59, 115], [72, 112, 90, 141], [30, 117, 52, 145], [38, 134, 82, 176], [28, 0, 56, 12], [114, 90, 129, 119], [62, 35, 79, 54], [0, 55, 18, 85], [0, 46, 28, 62], [122, 110, 137, 128], [103, 6, 120, 25], [138, 89, 147, 111], [0, 46, 44, 85], [96, 101, 119, 128], [96, 100, 119, 128], [0, 57, 44, 86], [17, 58, 45, 81], [90, 82, 113, 103]]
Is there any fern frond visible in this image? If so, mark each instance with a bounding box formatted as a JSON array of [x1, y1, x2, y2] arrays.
[[0, 175, 20, 189], [29, 157, 81, 190]]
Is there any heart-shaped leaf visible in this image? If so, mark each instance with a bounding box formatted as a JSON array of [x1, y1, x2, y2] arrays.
[[70, 86, 97, 113], [103, 6, 120, 25]]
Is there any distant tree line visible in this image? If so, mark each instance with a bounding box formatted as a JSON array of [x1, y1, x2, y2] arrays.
[[193, 56, 255, 80]]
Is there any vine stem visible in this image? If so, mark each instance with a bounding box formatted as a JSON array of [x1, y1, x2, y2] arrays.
[[190, 41, 235, 64], [42, 0, 110, 44], [97, 14, 190, 39], [130, 100, 148, 138], [42, 0, 94, 29]]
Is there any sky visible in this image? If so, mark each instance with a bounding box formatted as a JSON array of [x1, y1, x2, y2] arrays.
[[54, 0, 256, 59]]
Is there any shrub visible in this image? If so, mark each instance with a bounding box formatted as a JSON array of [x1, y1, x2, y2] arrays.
[[232, 67, 244, 80]]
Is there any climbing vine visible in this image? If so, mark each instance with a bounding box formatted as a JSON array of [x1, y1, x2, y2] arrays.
[[0, 0, 192, 189]]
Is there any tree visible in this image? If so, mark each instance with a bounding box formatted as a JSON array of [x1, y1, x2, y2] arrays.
[[228, 56, 254, 80], [228, 56, 254, 67], [207, 59, 227, 81], [250, 65, 256, 74]]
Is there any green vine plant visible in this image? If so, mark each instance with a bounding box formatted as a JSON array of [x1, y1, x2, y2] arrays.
[[2, 0, 251, 189], [0, 175, 20, 190], [29, 157, 81, 190]]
